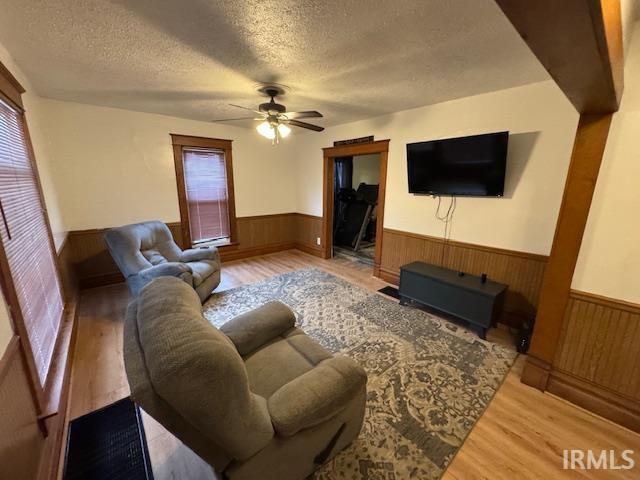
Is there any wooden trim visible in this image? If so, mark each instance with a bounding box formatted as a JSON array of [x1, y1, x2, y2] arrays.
[[322, 139, 390, 156], [547, 369, 640, 433], [521, 356, 552, 391], [172, 144, 191, 248], [322, 152, 333, 260], [0, 61, 25, 111], [169, 134, 233, 149], [373, 150, 388, 277], [378, 266, 399, 286], [569, 289, 640, 314], [527, 114, 613, 367], [294, 212, 322, 221], [234, 212, 295, 221], [321, 140, 390, 275], [220, 243, 297, 262], [383, 228, 549, 262], [170, 134, 237, 248], [294, 242, 323, 258]]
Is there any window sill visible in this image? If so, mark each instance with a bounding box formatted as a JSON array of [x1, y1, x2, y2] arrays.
[[193, 239, 238, 249]]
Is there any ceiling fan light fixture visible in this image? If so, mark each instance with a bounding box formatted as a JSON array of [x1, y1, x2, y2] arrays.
[[256, 121, 275, 139], [277, 123, 291, 138]]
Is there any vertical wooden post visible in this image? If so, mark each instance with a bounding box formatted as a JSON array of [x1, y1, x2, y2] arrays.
[[521, 114, 613, 388]]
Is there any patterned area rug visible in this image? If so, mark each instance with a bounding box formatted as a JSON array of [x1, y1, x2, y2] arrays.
[[203, 269, 517, 479]]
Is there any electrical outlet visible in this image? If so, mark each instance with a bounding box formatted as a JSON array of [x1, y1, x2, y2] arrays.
[[316, 237, 321, 246]]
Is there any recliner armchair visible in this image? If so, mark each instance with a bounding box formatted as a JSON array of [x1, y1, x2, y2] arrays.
[[104, 220, 220, 302], [124, 277, 367, 480]]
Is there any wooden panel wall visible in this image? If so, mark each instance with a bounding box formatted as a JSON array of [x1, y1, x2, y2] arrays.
[[379, 228, 548, 326], [67, 223, 182, 289], [66, 215, 323, 288], [293, 213, 323, 257], [57, 238, 78, 305], [0, 337, 46, 479], [548, 290, 640, 431]]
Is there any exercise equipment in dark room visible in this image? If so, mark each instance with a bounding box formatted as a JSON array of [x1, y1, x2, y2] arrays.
[[334, 183, 379, 251]]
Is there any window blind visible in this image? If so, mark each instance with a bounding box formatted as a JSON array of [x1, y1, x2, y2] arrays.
[[0, 99, 63, 387], [183, 148, 230, 243]]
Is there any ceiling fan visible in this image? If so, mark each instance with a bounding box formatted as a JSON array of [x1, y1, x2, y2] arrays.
[[212, 85, 324, 144]]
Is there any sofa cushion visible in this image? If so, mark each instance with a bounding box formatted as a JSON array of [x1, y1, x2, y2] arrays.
[[135, 277, 274, 459], [142, 248, 168, 265], [189, 260, 218, 286], [244, 328, 332, 398]]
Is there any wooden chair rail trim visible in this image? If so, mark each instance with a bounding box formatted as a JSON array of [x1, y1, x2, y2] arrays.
[[569, 289, 640, 315]]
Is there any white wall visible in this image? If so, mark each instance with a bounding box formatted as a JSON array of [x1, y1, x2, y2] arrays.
[[40, 100, 298, 230], [295, 80, 579, 256], [352, 154, 380, 188], [572, 22, 640, 304]]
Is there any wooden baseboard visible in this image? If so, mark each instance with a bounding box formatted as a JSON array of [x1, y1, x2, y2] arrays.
[[378, 266, 400, 285], [220, 243, 297, 262], [293, 242, 323, 257], [521, 356, 551, 391], [547, 369, 640, 433]]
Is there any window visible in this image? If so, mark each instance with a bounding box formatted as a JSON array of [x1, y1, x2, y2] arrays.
[[0, 88, 64, 389], [171, 135, 236, 247]]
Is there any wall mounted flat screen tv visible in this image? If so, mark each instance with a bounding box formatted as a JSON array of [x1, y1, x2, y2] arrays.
[[407, 131, 508, 196]]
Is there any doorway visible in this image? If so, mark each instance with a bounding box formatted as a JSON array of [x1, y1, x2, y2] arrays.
[[332, 153, 380, 265], [321, 140, 389, 276]]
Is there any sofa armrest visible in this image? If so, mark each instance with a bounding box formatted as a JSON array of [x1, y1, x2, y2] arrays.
[[267, 356, 367, 437], [220, 301, 295, 355], [138, 262, 193, 283], [180, 246, 220, 264]]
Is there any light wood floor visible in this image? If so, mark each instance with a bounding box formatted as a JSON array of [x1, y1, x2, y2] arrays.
[[66, 249, 640, 479]]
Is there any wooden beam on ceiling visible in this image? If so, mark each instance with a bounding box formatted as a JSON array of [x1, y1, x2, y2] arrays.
[[495, 0, 623, 114]]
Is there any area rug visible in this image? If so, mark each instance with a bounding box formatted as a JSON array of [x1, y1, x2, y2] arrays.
[[203, 269, 517, 479]]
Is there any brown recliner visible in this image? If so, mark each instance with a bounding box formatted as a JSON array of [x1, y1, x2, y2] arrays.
[[124, 276, 367, 480]]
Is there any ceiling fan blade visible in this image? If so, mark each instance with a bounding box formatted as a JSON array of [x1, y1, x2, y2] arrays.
[[229, 103, 263, 114], [288, 119, 325, 132], [284, 110, 323, 119], [211, 116, 259, 122]]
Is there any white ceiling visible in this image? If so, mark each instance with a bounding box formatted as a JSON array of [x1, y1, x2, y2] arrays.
[[0, 0, 550, 127]]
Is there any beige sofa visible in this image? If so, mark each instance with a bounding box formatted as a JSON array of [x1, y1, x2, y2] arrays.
[[124, 276, 367, 480]]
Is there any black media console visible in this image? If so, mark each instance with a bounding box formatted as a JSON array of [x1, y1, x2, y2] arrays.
[[399, 261, 507, 339]]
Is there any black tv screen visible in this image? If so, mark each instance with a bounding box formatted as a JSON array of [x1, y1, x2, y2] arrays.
[[407, 131, 508, 196]]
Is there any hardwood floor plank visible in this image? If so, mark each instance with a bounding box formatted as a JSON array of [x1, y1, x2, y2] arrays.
[[65, 250, 640, 479]]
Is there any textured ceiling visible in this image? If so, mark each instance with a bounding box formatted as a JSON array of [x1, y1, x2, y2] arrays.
[[0, 0, 549, 127]]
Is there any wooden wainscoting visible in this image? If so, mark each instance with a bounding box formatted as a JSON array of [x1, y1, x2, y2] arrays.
[[57, 236, 78, 305], [66, 215, 324, 288], [378, 228, 548, 327], [67, 223, 182, 289], [548, 290, 640, 432], [293, 213, 323, 257], [217, 213, 323, 261]]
